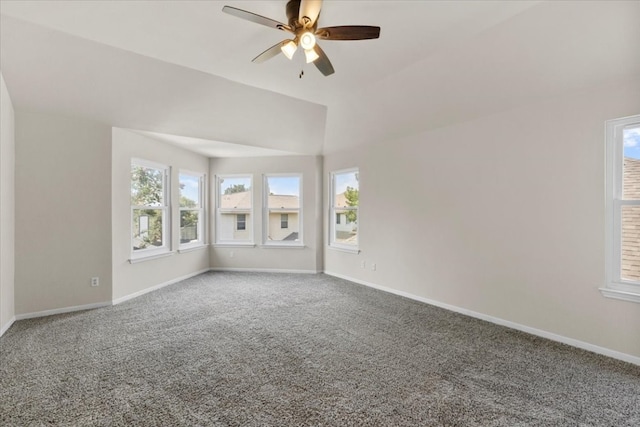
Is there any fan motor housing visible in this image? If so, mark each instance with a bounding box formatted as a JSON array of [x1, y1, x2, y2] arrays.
[[286, 0, 317, 31], [286, 0, 301, 28]]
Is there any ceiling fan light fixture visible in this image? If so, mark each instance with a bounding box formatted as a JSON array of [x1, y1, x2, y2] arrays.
[[299, 31, 316, 50], [304, 48, 319, 63], [281, 40, 297, 60], [222, 1, 381, 77]]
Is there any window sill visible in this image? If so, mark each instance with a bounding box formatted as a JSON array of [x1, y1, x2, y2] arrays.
[[261, 244, 305, 249], [599, 287, 640, 304], [213, 243, 256, 248], [178, 244, 208, 254], [328, 245, 360, 254], [129, 250, 175, 264]]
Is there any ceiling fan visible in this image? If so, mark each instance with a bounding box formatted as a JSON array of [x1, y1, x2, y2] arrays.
[[222, 0, 380, 76]]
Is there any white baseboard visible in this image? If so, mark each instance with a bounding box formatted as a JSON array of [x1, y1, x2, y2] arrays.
[[0, 316, 16, 337], [112, 268, 211, 305], [324, 271, 640, 367], [210, 267, 321, 274], [15, 302, 112, 321]]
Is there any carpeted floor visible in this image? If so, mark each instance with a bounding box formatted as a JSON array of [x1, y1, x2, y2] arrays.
[[1, 271, 639, 426]]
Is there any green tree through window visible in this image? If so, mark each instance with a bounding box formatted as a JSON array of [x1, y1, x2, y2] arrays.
[[132, 164, 166, 250], [344, 186, 359, 223]]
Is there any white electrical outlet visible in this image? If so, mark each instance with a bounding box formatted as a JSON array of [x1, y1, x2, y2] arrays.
[[230, 251, 234, 258], [371, 263, 377, 271], [91, 277, 99, 287], [361, 260, 366, 269]]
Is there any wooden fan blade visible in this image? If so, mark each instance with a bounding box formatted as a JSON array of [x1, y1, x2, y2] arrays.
[[252, 41, 288, 63], [222, 6, 290, 32], [299, 0, 322, 26], [312, 44, 334, 76], [316, 26, 381, 41]]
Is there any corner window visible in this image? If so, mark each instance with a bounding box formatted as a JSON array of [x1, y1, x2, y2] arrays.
[[603, 114, 640, 303], [179, 171, 205, 249], [216, 175, 253, 244], [263, 174, 302, 246], [131, 159, 170, 258], [329, 168, 359, 252]]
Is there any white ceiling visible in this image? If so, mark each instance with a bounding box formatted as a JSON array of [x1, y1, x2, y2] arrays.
[[1, 1, 639, 155]]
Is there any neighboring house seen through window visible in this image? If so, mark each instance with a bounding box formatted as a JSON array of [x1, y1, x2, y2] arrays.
[[329, 168, 359, 252], [131, 159, 170, 259], [263, 174, 302, 246], [179, 172, 205, 249], [603, 114, 640, 303], [216, 175, 253, 244]]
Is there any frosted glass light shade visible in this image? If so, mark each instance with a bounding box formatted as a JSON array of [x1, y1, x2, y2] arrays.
[[304, 48, 319, 63], [281, 40, 297, 60], [299, 32, 316, 50]]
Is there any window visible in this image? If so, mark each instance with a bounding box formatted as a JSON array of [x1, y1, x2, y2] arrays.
[[131, 159, 170, 258], [263, 174, 302, 246], [216, 175, 253, 244], [179, 171, 205, 249], [603, 114, 640, 303], [237, 214, 246, 231], [329, 168, 359, 252]]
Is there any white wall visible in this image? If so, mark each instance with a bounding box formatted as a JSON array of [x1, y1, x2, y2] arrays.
[[0, 73, 16, 334], [14, 111, 112, 315], [112, 128, 210, 301], [324, 78, 640, 360], [210, 156, 323, 273]]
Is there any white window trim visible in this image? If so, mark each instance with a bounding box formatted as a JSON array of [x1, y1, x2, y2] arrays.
[[215, 174, 254, 245], [329, 167, 360, 253], [179, 170, 206, 251], [130, 159, 171, 262], [129, 251, 175, 264], [601, 114, 640, 303], [212, 243, 256, 248], [263, 173, 304, 247]]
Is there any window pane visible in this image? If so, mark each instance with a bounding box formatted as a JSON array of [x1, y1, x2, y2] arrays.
[[219, 177, 251, 208], [180, 210, 199, 244], [179, 174, 200, 207], [131, 165, 163, 206], [133, 209, 163, 250], [621, 205, 640, 282], [334, 171, 359, 208], [334, 209, 358, 245], [623, 126, 640, 200], [266, 176, 300, 209], [267, 211, 299, 242]]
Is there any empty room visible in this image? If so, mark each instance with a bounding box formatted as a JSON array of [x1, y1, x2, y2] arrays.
[[1, 1, 639, 425]]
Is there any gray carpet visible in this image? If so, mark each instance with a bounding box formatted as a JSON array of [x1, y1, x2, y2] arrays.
[[1, 272, 639, 426]]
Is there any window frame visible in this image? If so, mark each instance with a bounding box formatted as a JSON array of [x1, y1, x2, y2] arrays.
[[215, 174, 254, 246], [263, 173, 303, 247], [329, 168, 360, 253], [602, 114, 640, 303], [130, 158, 171, 261], [178, 170, 206, 251]]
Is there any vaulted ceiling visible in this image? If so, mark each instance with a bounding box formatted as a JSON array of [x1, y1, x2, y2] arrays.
[[1, 1, 639, 155]]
